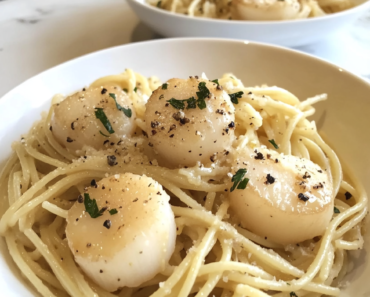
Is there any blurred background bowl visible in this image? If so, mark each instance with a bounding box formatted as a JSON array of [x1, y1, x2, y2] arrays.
[[126, 0, 370, 46]]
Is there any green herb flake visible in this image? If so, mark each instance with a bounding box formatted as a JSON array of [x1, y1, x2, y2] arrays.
[[134, 87, 138, 93], [268, 139, 279, 149], [229, 91, 244, 104], [157, 0, 162, 7], [94, 108, 115, 134], [167, 82, 210, 110], [109, 93, 132, 118], [334, 207, 340, 214], [162, 83, 168, 90], [230, 168, 248, 192], [167, 98, 185, 110], [84, 193, 106, 218], [186, 97, 197, 109], [99, 131, 109, 137], [211, 79, 219, 85], [237, 177, 249, 190], [109, 209, 118, 215], [290, 293, 298, 297], [196, 82, 210, 100], [123, 88, 128, 93]]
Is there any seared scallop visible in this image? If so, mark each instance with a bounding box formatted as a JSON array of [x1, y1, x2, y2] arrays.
[[66, 173, 176, 291], [229, 147, 334, 245], [52, 85, 136, 153], [145, 77, 235, 167]]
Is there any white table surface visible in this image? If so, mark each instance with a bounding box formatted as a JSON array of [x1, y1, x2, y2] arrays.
[[0, 0, 369, 98]]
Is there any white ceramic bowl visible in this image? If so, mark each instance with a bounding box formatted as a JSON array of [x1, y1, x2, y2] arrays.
[[0, 38, 369, 296], [126, 0, 370, 47]]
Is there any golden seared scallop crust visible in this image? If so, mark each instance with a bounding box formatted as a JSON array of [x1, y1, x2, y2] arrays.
[[66, 173, 176, 291], [145, 77, 235, 167], [229, 148, 334, 245], [52, 85, 136, 153]]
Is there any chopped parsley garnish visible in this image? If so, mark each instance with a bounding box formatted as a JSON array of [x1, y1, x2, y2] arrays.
[[290, 293, 298, 297], [109, 209, 118, 215], [99, 131, 109, 137], [162, 83, 168, 89], [134, 87, 137, 92], [268, 139, 279, 149], [196, 82, 210, 109], [229, 91, 244, 104], [157, 0, 162, 7], [94, 108, 115, 134], [334, 207, 340, 214], [167, 98, 185, 110], [230, 169, 249, 192], [211, 79, 219, 85], [84, 193, 106, 218], [167, 82, 210, 110], [109, 93, 132, 118]]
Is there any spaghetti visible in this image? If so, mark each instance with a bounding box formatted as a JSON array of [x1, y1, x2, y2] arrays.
[[0, 70, 367, 297]]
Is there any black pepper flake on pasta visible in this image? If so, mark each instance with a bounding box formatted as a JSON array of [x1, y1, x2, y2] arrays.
[[82, 88, 86, 91], [103, 140, 109, 145], [71, 122, 76, 130], [133, 198, 138, 202], [266, 174, 275, 185], [216, 109, 225, 115], [303, 172, 311, 179], [317, 169, 323, 173], [86, 243, 91, 247], [103, 220, 111, 229], [91, 179, 97, 187], [248, 91, 252, 95], [142, 131, 148, 137], [77, 195, 84, 203], [100, 269, 103, 273], [49, 126, 52, 131], [169, 134, 174, 138], [152, 130, 157, 135], [107, 155, 117, 166], [345, 192, 352, 200], [210, 154, 217, 162], [228, 121, 235, 128], [254, 152, 264, 160], [298, 193, 309, 202], [101, 88, 107, 94], [157, 191, 162, 195], [66, 137, 73, 143], [275, 159, 279, 163]]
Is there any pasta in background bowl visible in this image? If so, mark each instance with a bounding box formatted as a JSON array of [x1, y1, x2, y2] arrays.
[[126, 0, 370, 46], [0, 38, 370, 297]]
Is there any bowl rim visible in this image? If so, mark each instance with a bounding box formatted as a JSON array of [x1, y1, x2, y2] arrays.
[[1, 37, 370, 110], [127, 0, 370, 25]]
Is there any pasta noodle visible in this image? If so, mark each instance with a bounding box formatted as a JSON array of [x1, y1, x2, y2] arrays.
[[0, 69, 367, 297]]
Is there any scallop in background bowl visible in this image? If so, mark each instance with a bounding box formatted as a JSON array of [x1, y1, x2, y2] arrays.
[[126, 0, 370, 47], [0, 38, 370, 296]]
